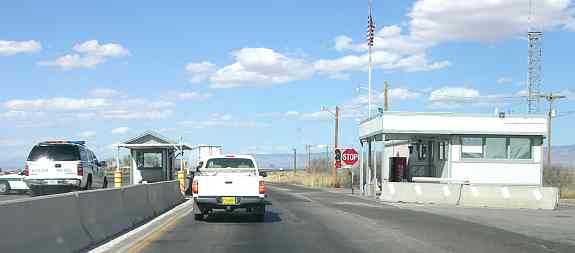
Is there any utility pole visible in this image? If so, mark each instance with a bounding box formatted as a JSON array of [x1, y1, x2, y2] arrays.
[[333, 106, 339, 183], [384, 80, 389, 112], [293, 148, 297, 174], [325, 145, 329, 172], [307, 144, 311, 172], [539, 92, 566, 170]]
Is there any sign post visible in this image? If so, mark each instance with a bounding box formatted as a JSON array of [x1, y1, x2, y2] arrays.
[[340, 148, 359, 194]]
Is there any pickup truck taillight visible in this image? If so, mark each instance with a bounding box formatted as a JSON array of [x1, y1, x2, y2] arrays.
[[192, 180, 199, 194], [259, 180, 265, 194], [24, 163, 29, 176], [77, 163, 84, 176]]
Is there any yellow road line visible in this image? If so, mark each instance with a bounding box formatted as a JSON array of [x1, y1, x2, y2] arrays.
[[126, 209, 192, 253]]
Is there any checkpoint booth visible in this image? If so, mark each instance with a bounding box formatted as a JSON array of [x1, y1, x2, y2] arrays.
[[358, 112, 547, 196], [116, 131, 192, 185]]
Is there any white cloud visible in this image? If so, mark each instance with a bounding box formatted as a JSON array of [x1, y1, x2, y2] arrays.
[[111, 127, 130, 134], [285, 110, 300, 116], [1, 93, 177, 124], [335, 25, 430, 55], [175, 92, 212, 101], [0, 40, 42, 56], [299, 111, 332, 121], [185, 62, 218, 83], [387, 88, 421, 100], [90, 88, 119, 98], [430, 87, 480, 101], [427, 86, 523, 109], [3, 98, 109, 111], [78, 131, 96, 138], [497, 77, 514, 85], [39, 40, 129, 69], [515, 89, 529, 97], [179, 113, 269, 129], [315, 46, 449, 74], [72, 40, 129, 57], [205, 48, 314, 88], [409, 0, 574, 43], [327, 73, 351, 80], [38, 54, 105, 69], [100, 109, 173, 120]]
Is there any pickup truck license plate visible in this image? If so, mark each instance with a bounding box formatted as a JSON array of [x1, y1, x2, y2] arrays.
[[221, 197, 236, 205], [45, 180, 58, 185]]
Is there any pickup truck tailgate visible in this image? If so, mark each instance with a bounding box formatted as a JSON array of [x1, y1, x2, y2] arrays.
[[196, 173, 260, 197]]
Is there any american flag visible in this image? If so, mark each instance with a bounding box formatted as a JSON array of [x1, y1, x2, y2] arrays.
[[367, 12, 375, 47]]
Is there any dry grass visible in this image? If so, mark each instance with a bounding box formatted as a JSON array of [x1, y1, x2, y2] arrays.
[[560, 188, 575, 199], [266, 171, 349, 188]]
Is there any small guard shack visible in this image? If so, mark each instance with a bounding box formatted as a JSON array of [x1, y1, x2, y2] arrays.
[[358, 112, 548, 195], [116, 131, 192, 184]]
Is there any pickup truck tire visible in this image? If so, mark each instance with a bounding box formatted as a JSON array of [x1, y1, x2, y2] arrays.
[[194, 213, 204, 221], [254, 205, 266, 220]]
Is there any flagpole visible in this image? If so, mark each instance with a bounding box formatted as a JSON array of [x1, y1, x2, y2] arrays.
[[368, 42, 372, 118], [367, 0, 373, 118]]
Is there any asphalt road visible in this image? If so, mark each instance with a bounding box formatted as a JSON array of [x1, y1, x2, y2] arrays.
[[135, 184, 574, 253], [0, 194, 30, 202]]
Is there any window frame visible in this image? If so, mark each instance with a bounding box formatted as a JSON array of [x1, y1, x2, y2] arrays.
[[460, 136, 533, 161]]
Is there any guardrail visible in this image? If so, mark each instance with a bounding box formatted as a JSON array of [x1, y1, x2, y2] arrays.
[[379, 182, 559, 210], [0, 180, 184, 253]]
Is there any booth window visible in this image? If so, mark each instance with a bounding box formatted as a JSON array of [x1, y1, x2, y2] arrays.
[[418, 144, 428, 160], [138, 152, 162, 168], [485, 137, 507, 159], [438, 142, 447, 160], [461, 137, 483, 158], [509, 138, 532, 159], [461, 136, 533, 160]]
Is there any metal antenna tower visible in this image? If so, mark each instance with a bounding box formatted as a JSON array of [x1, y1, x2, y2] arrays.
[[527, 0, 543, 114]]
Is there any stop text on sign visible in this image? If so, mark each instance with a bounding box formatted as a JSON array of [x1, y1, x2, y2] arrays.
[[342, 148, 359, 166], [342, 154, 359, 161]]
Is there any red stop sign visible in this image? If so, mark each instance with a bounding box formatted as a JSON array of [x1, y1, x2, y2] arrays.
[[342, 148, 359, 165]]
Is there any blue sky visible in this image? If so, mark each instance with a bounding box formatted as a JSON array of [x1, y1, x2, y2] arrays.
[[1, 0, 574, 168]]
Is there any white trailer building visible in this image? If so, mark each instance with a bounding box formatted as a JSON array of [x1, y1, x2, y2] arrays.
[[358, 112, 548, 195]]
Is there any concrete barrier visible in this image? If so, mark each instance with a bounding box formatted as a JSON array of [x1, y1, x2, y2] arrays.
[[122, 184, 154, 226], [0, 193, 92, 253], [379, 182, 559, 210], [459, 185, 559, 210], [77, 188, 131, 243], [147, 182, 170, 215], [0, 180, 186, 252], [380, 182, 462, 205], [164, 180, 184, 209]]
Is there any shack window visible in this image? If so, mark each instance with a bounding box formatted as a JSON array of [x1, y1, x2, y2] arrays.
[[461, 137, 483, 158], [138, 152, 162, 168], [509, 138, 532, 159], [418, 144, 428, 160], [438, 142, 447, 160], [485, 137, 507, 159]]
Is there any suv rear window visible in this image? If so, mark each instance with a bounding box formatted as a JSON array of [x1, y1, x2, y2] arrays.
[[27, 145, 81, 161], [205, 158, 255, 169]]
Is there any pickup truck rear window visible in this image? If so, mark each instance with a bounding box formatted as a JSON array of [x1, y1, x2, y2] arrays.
[[27, 145, 81, 161], [205, 158, 255, 169]]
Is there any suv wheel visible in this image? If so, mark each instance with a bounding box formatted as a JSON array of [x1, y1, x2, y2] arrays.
[[84, 175, 92, 190], [0, 181, 9, 195]]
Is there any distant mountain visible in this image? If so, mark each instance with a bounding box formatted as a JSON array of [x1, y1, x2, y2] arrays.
[[547, 145, 575, 167], [253, 153, 328, 170], [1, 145, 573, 171]]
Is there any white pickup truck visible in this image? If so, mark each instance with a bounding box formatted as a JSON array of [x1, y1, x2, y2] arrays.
[[192, 154, 267, 220]]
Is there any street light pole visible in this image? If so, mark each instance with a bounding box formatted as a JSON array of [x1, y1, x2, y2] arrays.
[[333, 106, 339, 186]]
